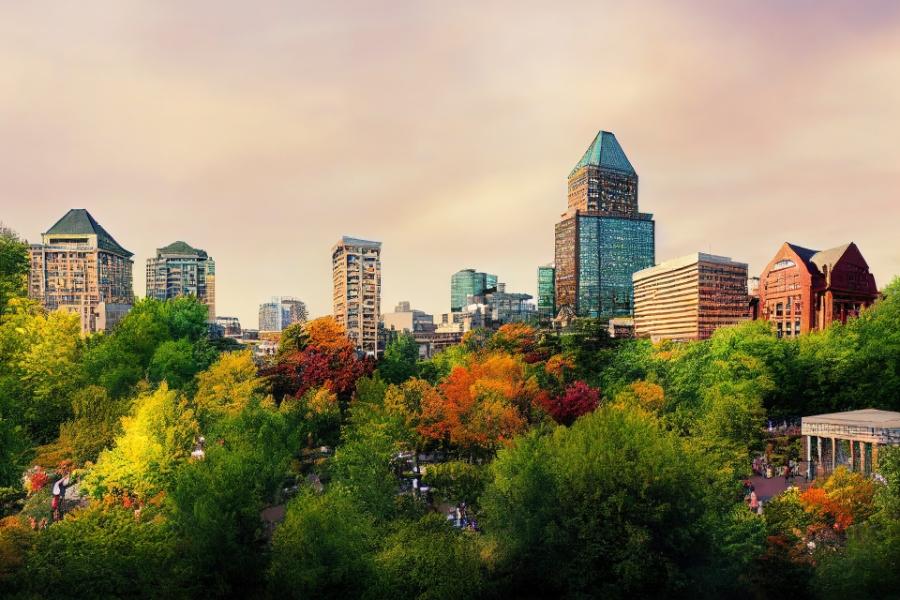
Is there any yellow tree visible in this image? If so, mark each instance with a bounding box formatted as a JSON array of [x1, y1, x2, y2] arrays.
[[193, 350, 263, 425], [84, 384, 199, 499]]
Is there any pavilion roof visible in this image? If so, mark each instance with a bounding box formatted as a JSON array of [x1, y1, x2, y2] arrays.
[[802, 408, 900, 430]]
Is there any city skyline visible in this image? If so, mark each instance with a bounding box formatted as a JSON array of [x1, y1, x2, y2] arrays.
[[3, 2, 900, 327]]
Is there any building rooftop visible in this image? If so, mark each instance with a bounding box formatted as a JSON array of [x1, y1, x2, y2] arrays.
[[803, 408, 900, 430], [338, 236, 381, 249], [784, 242, 858, 276], [633, 252, 747, 282], [157, 240, 208, 258], [44, 209, 132, 257], [569, 130, 636, 177]]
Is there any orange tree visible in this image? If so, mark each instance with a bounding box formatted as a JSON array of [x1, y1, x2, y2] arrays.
[[419, 352, 540, 456]]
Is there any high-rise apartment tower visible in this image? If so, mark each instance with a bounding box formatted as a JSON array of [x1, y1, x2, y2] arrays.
[[332, 237, 382, 355], [146, 241, 216, 320]]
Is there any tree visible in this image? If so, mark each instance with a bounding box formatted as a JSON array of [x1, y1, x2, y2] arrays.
[[21, 503, 181, 598], [0, 300, 82, 442], [379, 333, 419, 384], [0, 225, 28, 316], [277, 321, 309, 356], [813, 446, 900, 597], [268, 488, 376, 599], [421, 353, 536, 454], [148, 338, 213, 391], [374, 513, 485, 599], [329, 418, 399, 521], [539, 380, 600, 426], [82, 296, 214, 399], [305, 316, 351, 351], [193, 350, 262, 426], [169, 436, 286, 596], [481, 406, 716, 598], [83, 384, 199, 499], [58, 385, 130, 464], [613, 380, 665, 413]]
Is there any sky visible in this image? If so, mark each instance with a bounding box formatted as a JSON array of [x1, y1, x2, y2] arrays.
[[2, 1, 899, 327]]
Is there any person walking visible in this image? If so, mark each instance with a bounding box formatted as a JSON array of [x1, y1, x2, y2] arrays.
[[749, 490, 759, 513]]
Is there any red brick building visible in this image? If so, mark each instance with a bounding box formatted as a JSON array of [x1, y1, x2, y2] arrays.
[[757, 242, 878, 337]]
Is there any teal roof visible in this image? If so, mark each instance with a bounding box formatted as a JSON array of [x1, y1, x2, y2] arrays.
[[158, 240, 207, 258], [569, 130, 636, 177], [45, 209, 132, 257]]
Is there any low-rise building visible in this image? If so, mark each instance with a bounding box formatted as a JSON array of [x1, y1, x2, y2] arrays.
[[382, 301, 436, 333], [633, 253, 749, 342], [757, 242, 878, 337], [259, 296, 308, 332], [214, 316, 242, 338]]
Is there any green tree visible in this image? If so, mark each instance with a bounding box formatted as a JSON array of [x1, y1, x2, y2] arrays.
[[379, 333, 419, 384], [481, 406, 716, 598], [0, 225, 28, 316], [22, 503, 183, 599], [58, 385, 131, 464], [268, 488, 377, 599], [375, 513, 485, 599]]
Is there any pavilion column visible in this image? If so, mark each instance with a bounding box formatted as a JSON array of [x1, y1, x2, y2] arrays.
[[849, 440, 855, 471], [806, 435, 814, 480], [873, 443, 879, 473], [831, 437, 836, 473], [860, 442, 867, 475], [817, 437, 823, 467]]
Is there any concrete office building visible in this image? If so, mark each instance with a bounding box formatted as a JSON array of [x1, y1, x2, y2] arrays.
[[633, 253, 749, 342]]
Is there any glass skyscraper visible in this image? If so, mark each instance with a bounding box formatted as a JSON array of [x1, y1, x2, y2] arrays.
[[537, 264, 556, 319], [554, 131, 655, 318], [450, 269, 497, 312]]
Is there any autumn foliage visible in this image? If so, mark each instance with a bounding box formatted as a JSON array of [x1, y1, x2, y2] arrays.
[[267, 317, 374, 402], [539, 380, 600, 426], [419, 353, 538, 453]]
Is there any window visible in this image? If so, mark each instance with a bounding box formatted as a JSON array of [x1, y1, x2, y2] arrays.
[[772, 259, 796, 271]]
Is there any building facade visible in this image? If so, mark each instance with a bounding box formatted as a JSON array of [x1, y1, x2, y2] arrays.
[[757, 242, 877, 337], [258, 296, 308, 332], [450, 269, 497, 312], [146, 241, 216, 320], [554, 131, 655, 319], [332, 236, 382, 355], [28, 209, 134, 334], [633, 253, 749, 342], [382, 301, 435, 334], [537, 264, 556, 319]]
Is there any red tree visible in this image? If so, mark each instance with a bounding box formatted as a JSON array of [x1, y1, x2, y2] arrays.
[[540, 380, 600, 426]]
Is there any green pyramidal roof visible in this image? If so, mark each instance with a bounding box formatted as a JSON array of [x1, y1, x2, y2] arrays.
[[157, 240, 208, 258], [569, 130, 636, 177], [45, 209, 132, 257]]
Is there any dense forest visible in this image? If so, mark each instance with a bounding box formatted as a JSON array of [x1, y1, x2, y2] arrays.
[[1, 225, 900, 599]]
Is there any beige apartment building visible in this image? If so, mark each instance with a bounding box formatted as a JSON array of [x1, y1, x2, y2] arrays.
[[332, 236, 381, 355], [28, 209, 134, 334], [633, 253, 748, 342]]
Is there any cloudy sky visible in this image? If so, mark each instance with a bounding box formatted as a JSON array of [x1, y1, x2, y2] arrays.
[[2, 1, 899, 326]]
